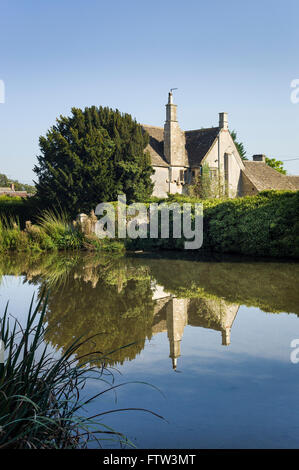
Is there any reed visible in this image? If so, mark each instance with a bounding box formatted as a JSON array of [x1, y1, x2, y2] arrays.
[[0, 293, 162, 448], [0, 210, 124, 253]]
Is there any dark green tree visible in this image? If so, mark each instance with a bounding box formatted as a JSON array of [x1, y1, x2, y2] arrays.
[[230, 130, 248, 160], [33, 106, 153, 216], [265, 157, 286, 174]]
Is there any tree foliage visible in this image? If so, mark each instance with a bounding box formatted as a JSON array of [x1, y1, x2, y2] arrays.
[[33, 106, 154, 216], [0, 173, 36, 194], [266, 157, 286, 174], [188, 164, 225, 199], [230, 130, 247, 160]]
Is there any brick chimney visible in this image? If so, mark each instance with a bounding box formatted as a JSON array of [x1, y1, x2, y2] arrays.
[[219, 112, 228, 130], [164, 91, 186, 166], [252, 154, 266, 162]]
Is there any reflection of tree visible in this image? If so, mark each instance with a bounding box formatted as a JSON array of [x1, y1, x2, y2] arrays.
[[135, 255, 299, 315], [0, 252, 156, 367], [40, 259, 155, 367], [1, 251, 299, 370]]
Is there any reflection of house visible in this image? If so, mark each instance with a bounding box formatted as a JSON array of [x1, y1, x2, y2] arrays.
[[187, 298, 239, 347], [151, 283, 239, 370]]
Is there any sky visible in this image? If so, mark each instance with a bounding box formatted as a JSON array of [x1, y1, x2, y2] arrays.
[[0, 0, 299, 184]]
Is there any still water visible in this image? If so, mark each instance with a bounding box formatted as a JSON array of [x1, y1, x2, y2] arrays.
[[0, 252, 299, 448]]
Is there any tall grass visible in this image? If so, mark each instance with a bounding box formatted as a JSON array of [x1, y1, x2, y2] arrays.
[[0, 210, 124, 253], [37, 209, 83, 250], [0, 293, 162, 448]]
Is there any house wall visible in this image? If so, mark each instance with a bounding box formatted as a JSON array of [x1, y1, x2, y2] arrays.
[[226, 153, 244, 197], [168, 166, 188, 195], [151, 166, 169, 197], [203, 130, 245, 197], [241, 172, 259, 196], [151, 166, 190, 197]]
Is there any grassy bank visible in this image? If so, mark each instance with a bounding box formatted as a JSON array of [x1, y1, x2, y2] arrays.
[[0, 210, 124, 253], [0, 191, 298, 258]]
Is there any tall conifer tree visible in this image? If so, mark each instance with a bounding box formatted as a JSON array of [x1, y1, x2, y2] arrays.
[[34, 106, 153, 216]]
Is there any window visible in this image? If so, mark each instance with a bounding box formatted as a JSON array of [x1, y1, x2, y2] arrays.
[[209, 169, 218, 179]]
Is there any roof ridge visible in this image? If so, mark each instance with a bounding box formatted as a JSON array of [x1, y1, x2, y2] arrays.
[[185, 127, 220, 133], [142, 124, 164, 129]]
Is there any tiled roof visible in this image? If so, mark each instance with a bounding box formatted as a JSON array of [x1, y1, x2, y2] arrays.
[[286, 175, 299, 189], [141, 125, 169, 167], [185, 127, 220, 166], [243, 162, 298, 191], [142, 125, 220, 167], [0, 189, 28, 197]]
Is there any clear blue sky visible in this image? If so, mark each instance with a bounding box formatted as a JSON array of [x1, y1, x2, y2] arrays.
[[0, 0, 299, 184]]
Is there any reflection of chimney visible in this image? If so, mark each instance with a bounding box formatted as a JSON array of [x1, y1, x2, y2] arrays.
[[166, 298, 188, 370], [221, 327, 231, 346], [169, 339, 180, 370], [117, 273, 123, 293]]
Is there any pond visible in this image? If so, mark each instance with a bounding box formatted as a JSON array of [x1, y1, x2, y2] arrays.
[[0, 251, 299, 449]]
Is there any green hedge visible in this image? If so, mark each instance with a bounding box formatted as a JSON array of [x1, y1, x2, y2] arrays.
[[0, 196, 38, 228], [128, 191, 299, 259], [203, 191, 299, 258]]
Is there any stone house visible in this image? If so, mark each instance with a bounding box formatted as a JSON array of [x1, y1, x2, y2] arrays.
[[0, 183, 28, 198], [142, 92, 299, 198]]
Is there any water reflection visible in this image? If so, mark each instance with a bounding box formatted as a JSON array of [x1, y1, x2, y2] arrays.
[[0, 252, 298, 370]]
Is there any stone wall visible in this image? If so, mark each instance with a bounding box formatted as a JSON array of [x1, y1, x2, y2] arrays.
[[151, 166, 169, 197], [241, 172, 259, 196], [168, 166, 188, 195], [204, 130, 245, 197]]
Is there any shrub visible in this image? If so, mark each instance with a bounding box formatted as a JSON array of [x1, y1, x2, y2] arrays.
[[0, 196, 38, 228], [129, 191, 299, 258]]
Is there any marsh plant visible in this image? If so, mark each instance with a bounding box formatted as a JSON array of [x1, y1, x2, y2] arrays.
[[0, 293, 162, 448], [0, 210, 123, 253]]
